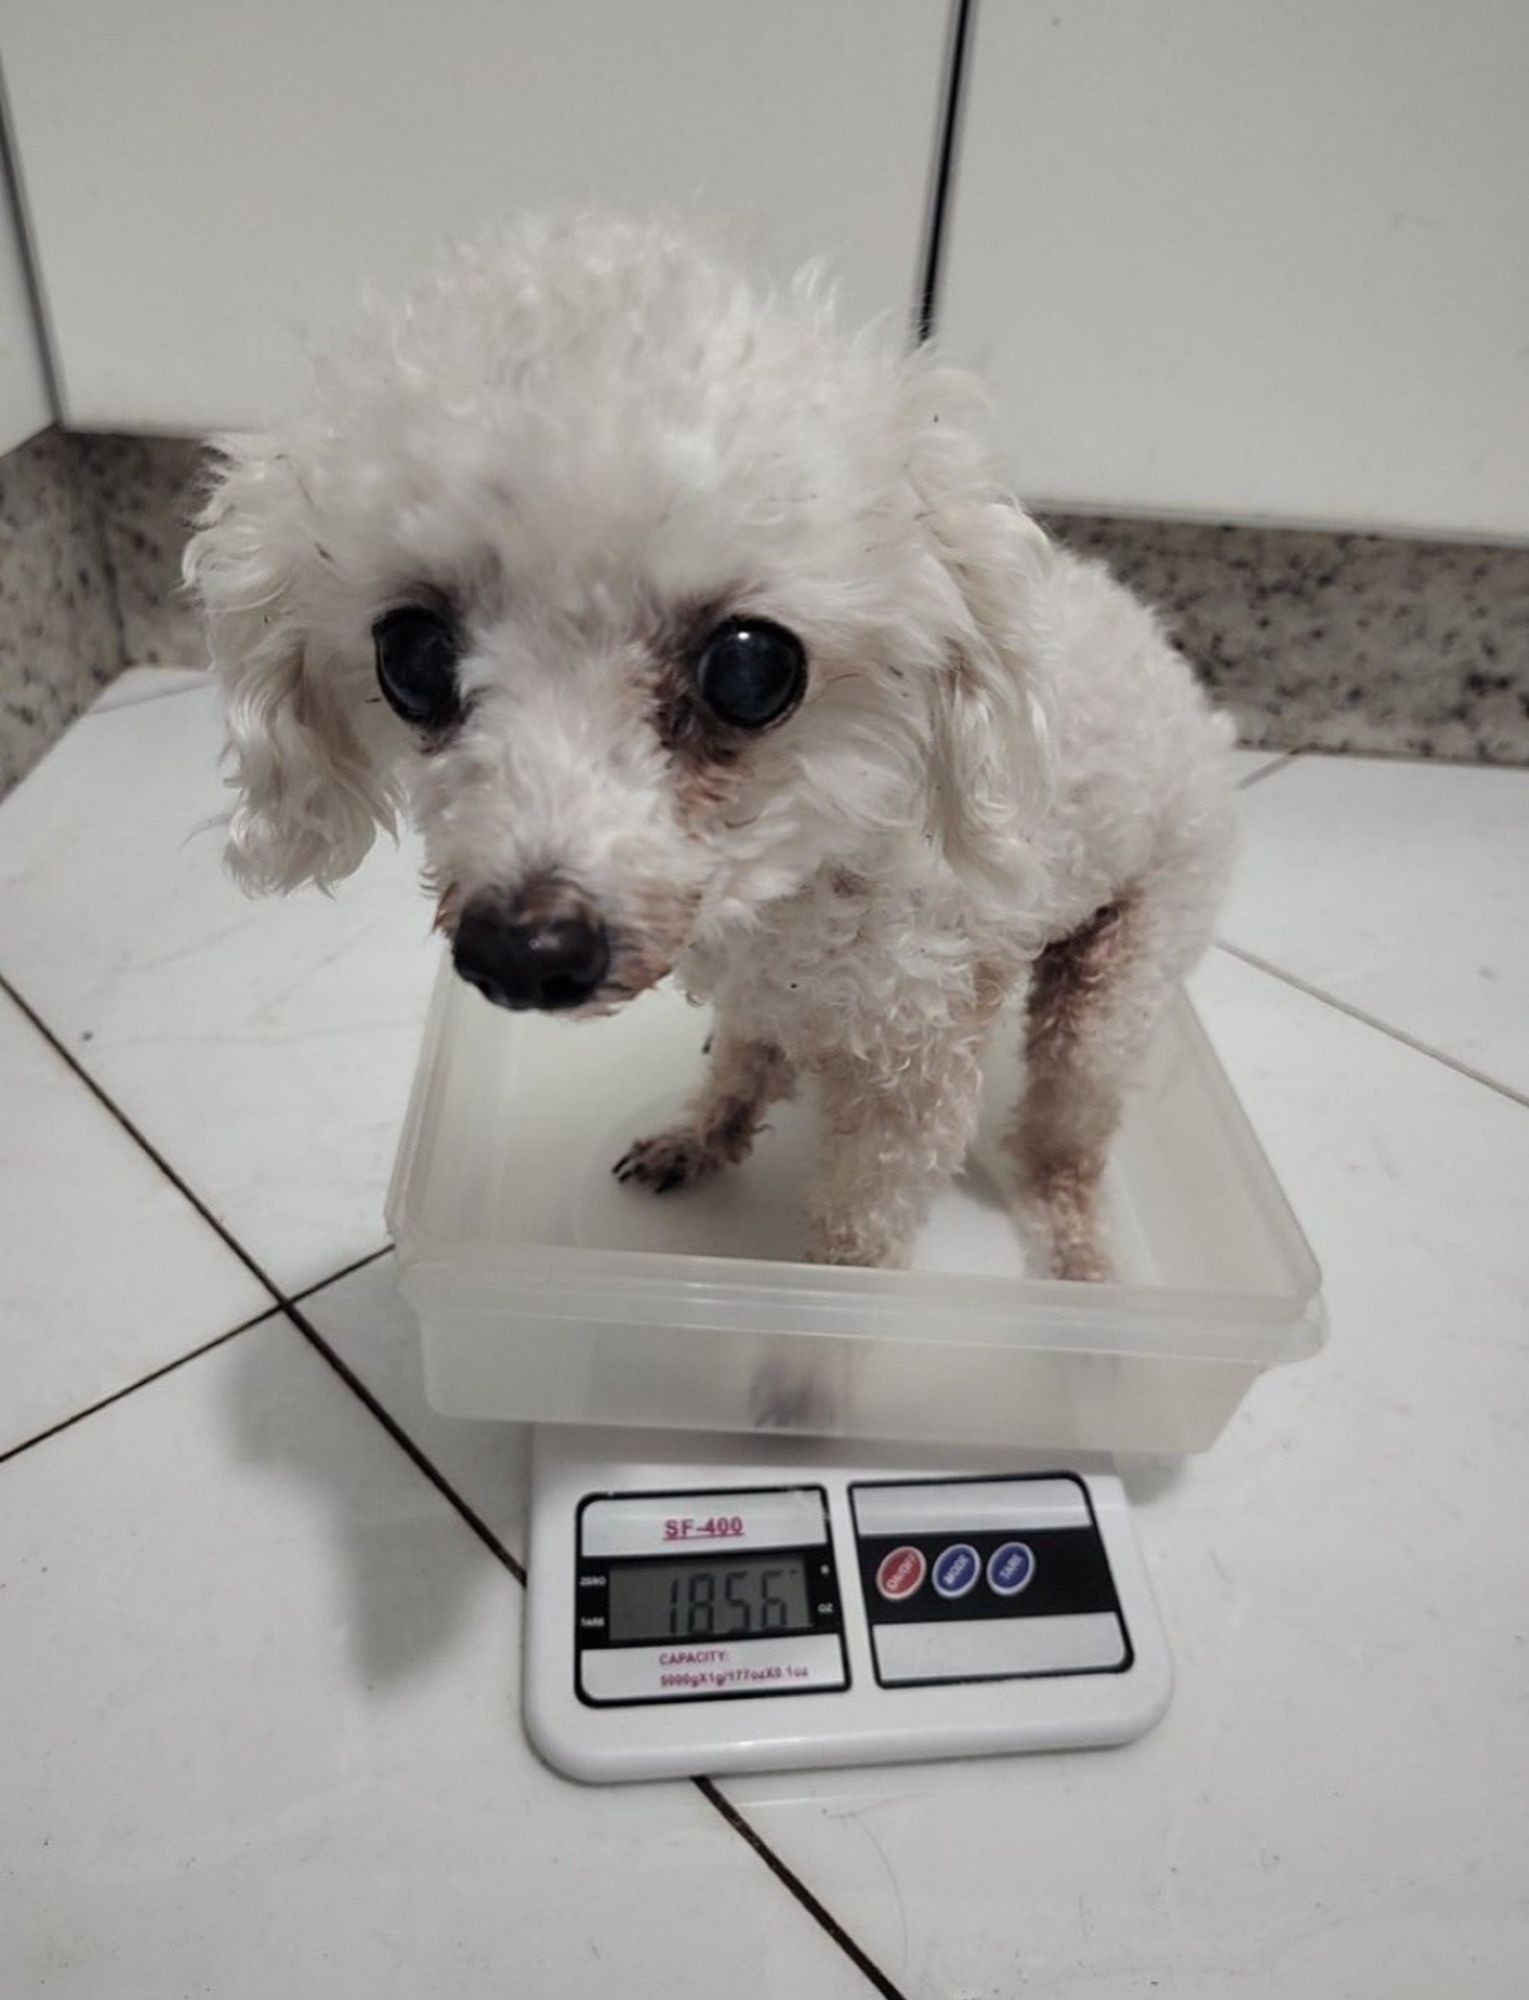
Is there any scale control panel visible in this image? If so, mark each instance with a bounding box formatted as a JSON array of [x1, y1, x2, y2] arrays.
[[850, 1477, 1131, 1688]]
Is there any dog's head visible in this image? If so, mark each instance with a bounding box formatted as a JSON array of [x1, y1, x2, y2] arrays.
[[186, 216, 1053, 1015]]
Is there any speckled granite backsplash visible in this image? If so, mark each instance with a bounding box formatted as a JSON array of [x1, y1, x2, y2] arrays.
[[0, 431, 121, 795], [1045, 512, 1529, 764], [74, 434, 204, 665], [0, 431, 204, 797], [2, 430, 1528, 799]]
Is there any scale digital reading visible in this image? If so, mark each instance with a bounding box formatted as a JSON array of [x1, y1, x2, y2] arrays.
[[609, 1548, 814, 1646], [388, 970, 1325, 1784]]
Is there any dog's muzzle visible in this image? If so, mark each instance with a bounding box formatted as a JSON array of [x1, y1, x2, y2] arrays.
[[452, 886, 610, 1012]]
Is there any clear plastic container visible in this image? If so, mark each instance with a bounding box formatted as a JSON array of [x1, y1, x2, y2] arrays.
[[387, 959, 1325, 1455]]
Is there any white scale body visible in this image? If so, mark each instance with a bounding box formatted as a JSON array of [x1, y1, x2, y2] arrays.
[[526, 1427, 1172, 1784]]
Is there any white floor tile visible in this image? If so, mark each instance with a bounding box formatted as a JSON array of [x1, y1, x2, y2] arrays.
[[302, 1253, 533, 1564], [701, 953, 1528, 1998], [0, 1320, 880, 2000], [1223, 753, 1529, 1097], [0, 688, 439, 1292], [0, 989, 268, 1455]]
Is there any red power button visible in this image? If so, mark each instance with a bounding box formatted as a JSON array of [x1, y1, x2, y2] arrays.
[[875, 1545, 927, 1601]]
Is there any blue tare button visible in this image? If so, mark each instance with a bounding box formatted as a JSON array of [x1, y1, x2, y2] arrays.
[[987, 1541, 1036, 1597], [932, 1543, 981, 1600]]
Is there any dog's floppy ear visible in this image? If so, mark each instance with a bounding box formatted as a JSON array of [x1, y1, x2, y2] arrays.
[[184, 438, 394, 894], [904, 364, 1055, 905]]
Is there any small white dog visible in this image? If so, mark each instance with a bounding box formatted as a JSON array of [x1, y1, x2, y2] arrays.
[[187, 215, 1235, 1281]]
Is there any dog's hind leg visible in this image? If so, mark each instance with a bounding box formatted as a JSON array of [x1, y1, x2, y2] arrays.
[[1007, 892, 1180, 1282], [614, 1032, 795, 1194]]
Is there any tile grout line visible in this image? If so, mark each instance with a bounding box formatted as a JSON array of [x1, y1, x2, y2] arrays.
[[1236, 750, 1302, 790], [280, 1295, 528, 1584], [0, 1246, 399, 1468], [1285, 743, 1529, 776], [0, 1003, 521, 1580], [694, 1778, 913, 2000], [0, 970, 284, 1301], [1213, 939, 1529, 1112], [81, 679, 214, 720], [0, 1310, 277, 1466], [0, 985, 528, 1571], [0, 965, 536, 1583], [913, 0, 976, 345], [288, 1241, 394, 1306]]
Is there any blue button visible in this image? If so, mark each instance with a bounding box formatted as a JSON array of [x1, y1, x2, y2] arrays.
[[988, 1541, 1035, 1597], [932, 1543, 980, 1600]]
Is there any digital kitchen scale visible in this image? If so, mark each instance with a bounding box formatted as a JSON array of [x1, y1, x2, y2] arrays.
[[525, 1426, 1172, 1783]]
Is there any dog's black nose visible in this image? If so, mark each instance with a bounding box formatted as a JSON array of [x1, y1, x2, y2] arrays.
[[452, 893, 610, 1012]]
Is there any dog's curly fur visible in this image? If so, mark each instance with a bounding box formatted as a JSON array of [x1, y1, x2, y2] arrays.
[[185, 214, 1236, 1280]]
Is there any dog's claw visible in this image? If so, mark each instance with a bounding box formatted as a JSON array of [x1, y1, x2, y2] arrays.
[[612, 1128, 716, 1196]]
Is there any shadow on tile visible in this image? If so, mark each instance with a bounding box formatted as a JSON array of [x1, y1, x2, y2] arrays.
[[221, 1318, 505, 1688], [1116, 1454, 1190, 1506]]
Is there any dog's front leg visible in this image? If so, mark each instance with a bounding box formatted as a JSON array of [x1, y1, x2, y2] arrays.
[[614, 1029, 795, 1193], [804, 1034, 985, 1267]]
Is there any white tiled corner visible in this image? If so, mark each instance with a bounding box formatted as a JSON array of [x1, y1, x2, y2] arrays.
[[702, 951, 1529, 1999], [1229, 746, 1291, 785], [0, 987, 269, 1456], [1223, 753, 1529, 1097], [0, 1317, 881, 2000], [0, 685, 439, 1294], [86, 664, 212, 713]]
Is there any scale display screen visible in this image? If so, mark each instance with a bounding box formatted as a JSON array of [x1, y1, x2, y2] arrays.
[[607, 1554, 812, 1643]]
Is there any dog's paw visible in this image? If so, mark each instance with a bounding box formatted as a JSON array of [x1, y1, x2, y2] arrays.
[[748, 1354, 844, 1432], [801, 1212, 909, 1270], [1012, 1179, 1116, 1283], [612, 1127, 718, 1195]]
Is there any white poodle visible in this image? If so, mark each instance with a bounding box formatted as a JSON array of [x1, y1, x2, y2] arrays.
[[186, 215, 1235, 1281]]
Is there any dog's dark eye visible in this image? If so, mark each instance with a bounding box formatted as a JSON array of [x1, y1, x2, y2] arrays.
[[694, 617, 807, 730], [373, 606, 461, 728]]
